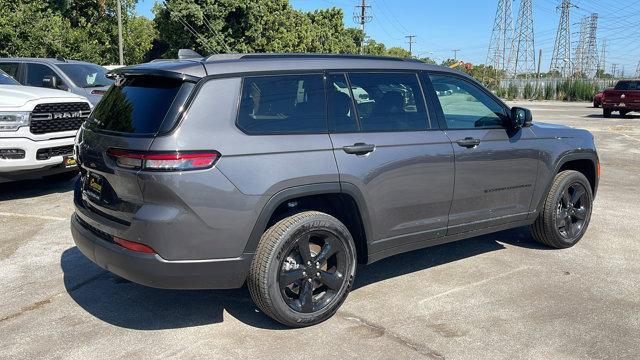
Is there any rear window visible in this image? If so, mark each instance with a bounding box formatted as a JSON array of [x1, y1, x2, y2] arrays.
[[88, 77, 185, 134], [237, 74, 327, 134], [614, 81, 640, 90]]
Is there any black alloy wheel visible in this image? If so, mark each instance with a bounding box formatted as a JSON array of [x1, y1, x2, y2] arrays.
[[556, 182, 590, 240], [278, 230, 348, 313]]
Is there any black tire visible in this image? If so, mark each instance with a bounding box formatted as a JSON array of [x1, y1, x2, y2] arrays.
[[530, 170, 593, 249], [593, 101, 600, 108], [603, 109, 612, 118], [620, 110, 629, 117], [44, 170, 78, 182], [248, 211, 357, 327]]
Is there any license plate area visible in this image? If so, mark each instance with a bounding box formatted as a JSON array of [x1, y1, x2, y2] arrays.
[[83, 172, 104, 201], [63, 155, 77, 168]]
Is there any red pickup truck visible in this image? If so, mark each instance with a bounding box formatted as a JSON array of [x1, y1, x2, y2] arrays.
[[602, 80, 640, 118]]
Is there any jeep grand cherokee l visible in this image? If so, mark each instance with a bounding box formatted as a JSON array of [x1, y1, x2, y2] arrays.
[[71, 54, 599, 327]]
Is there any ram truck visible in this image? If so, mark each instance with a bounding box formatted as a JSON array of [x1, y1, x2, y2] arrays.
[[0, 69, 92, 182], [602, 80, 640, 117]]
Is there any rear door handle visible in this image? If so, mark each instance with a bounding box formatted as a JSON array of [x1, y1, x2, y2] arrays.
[[456, 137, 481, 148], [343, 143, 376, 155]]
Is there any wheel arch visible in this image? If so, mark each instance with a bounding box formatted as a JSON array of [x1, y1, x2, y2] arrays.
[[243, 183, 372, 264], [536, 150, 599, 213]]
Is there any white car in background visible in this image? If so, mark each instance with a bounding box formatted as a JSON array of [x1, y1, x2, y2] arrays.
[[0, 69, 92, 182]]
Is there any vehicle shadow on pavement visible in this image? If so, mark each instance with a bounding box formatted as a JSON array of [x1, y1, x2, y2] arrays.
[[60, 226, 545, 330], [0, 176, 77, 201]]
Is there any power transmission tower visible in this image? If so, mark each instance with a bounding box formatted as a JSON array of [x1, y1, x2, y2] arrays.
[[584, 13, 599, 78], [353, 0, 372, 54], [550, 0, 574, 77], [486, 0, 513, 76], [635, 61, 640, 78], [405, 35, 416, 56], [507, 0, 536, 78], [599, 38, 607, 76], [574, 16, 589, 77], [611, 63, 618, 78]]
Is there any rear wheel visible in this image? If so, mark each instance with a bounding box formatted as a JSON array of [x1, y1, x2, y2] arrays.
[[530, 170, 593, 248], [620, 110, 629, 117], [248, 211, 357, 327], [603, 109, 612, 118]]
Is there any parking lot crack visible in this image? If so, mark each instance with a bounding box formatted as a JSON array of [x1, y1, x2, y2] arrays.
[[338, 310, 445, 359]]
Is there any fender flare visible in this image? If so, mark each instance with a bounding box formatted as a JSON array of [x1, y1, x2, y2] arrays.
[[534, 149, 599, 213], [242, 183, 373, 255]]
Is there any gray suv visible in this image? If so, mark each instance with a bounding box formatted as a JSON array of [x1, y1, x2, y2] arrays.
[[71, 54, 599, 327], [0, 58, 112, 105]]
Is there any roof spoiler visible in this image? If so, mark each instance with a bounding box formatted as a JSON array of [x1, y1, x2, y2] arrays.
[[178, 49, 203, 60]]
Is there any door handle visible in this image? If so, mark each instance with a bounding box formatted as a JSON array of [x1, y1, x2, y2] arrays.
[[456, 137, 481, 148], [343, 143, 376, 155]]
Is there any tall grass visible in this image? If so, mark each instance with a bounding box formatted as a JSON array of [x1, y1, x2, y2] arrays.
[[498, 79, 598, 101]]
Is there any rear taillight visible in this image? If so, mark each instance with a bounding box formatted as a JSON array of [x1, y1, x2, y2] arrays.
[[113, 236, 156, 254], [107, 149, 219, 171]]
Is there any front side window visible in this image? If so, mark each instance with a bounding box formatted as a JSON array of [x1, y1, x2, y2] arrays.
[[347, 72, 428, 132], [58, 64, 112, 88], [237, 74, 326, 134], [429, 74, 509, 129], [25, 64, 63, 87]]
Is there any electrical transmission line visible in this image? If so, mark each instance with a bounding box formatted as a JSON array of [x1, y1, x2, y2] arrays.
[[486, 0, 513, 75], [507, 0, 536, 78], [353, 0, 373, 54], [550, 0, 574, 77]]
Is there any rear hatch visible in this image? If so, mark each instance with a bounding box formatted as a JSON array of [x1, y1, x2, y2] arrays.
[[76, 73, 197, 225]]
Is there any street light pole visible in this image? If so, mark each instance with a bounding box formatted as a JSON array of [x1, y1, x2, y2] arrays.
[[117, 0, 124, 65]]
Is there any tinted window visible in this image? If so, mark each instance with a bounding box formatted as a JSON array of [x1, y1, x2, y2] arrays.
[[58, 64, 112, 88], [327, 74, 359, 133], [88, 77, 184, 134], [237, 74, 326, 134], [429, 74, 509, 129], [0, 63, 19, 79], [0, 69, 19, 85], [347, 73, 428, 132], [25, 64, 62, 87], [614, 81, 640, 90]]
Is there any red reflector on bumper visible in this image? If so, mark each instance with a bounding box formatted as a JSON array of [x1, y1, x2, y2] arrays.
[[113, 236, 156, 254]]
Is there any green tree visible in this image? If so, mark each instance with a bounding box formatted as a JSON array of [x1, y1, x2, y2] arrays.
[[153, 0, 360, 58]]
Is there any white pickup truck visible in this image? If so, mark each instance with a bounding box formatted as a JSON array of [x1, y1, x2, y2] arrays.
[[0, 69, 92, 182]]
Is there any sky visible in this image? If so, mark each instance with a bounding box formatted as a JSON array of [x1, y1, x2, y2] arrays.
[[136, 0, 640, 77]]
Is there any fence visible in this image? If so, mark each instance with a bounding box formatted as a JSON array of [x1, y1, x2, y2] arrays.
[[496, 78, 619, 100]]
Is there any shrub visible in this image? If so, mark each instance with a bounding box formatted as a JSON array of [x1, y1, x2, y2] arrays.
[[507, 83, 519, 100], [523, 83, 534, 99], [544, 83, 555, 100]]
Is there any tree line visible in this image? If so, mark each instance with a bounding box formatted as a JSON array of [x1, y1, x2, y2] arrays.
[[0, 0, 440, 66]]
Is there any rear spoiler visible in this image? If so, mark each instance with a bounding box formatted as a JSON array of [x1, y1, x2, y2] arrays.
[[106, 67, 202, 83]]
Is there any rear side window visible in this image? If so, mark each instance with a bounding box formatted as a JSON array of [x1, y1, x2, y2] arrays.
[[237, 74, 326, 134], [347, 72, 428, 132], [615, 81, 640, 90], [88, 77, 185, 134], [0, 63, 19, 79]]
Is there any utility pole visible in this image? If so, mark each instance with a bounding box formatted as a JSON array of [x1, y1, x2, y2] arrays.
[[353, 0, 372, 54], [486, 0, 513, 76], [405, 35, 416, 56], [611, 63, 618, 78], [507, 0, 536, 78], [550, 0, 574, 77], [116, 0, 124, 65], [452, 49, 460, 61], [636, 61, 640, 78], [535, 49, 542, 92]]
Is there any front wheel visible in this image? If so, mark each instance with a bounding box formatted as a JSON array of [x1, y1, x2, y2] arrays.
[[603, 109, 612, 118], [248, 211, 357, 327], [530, 170, 593, 248]]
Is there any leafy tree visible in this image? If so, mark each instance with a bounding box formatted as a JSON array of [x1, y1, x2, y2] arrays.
[[153, 0, 360, 58], [0, 0, 155, 65]]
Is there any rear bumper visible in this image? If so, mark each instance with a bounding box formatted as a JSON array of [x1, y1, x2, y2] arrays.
[[70, 213, 252, 289], [602, 103, 640, 111]]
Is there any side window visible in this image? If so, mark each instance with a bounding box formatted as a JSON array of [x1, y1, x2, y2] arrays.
[[327, 74, 359, 133], [0, 63, 19, 79], [237, 74, 326, 134], [25, 64, 62, 87], [429, 74, 509, 129], [347, 72, 428, 132]]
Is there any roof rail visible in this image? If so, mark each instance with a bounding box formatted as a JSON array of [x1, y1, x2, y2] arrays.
[[202, 53, 423, 63]]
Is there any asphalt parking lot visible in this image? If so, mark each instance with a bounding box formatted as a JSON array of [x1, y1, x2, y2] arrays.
[[1, 101, 639, 359]]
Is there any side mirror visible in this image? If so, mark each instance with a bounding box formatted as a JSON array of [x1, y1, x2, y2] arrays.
[[510, 107, 533, 129], [42, 75, 68, 91]]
